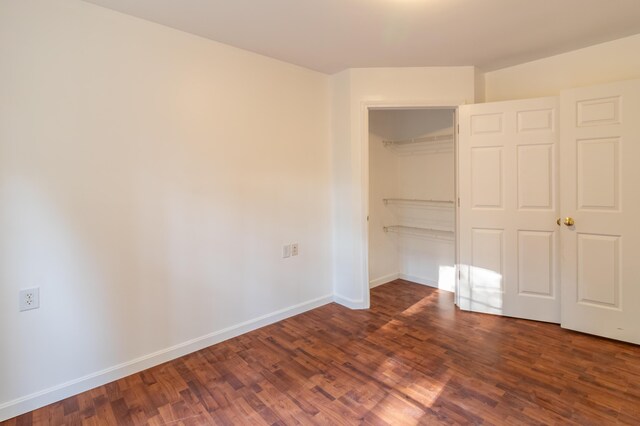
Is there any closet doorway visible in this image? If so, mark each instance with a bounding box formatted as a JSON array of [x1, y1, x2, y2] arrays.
[[367, 107, 457, 297]]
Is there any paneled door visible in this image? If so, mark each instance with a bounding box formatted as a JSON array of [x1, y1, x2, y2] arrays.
[[560, 79, 640, 344], [458, 97, 560, 323]]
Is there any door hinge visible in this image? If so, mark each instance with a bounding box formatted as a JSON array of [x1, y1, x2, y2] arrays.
[[457, 197, 460, 207], [457, 123, 460, 134], [458, 269, 461, 280]]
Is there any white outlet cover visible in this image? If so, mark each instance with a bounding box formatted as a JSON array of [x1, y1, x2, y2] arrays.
[[19, 287, 40, 312], [291, 243, 299, 256], [282, 244, 291, 258]]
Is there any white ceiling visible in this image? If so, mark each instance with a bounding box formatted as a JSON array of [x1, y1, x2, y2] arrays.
[[83, 0, 640, 74]]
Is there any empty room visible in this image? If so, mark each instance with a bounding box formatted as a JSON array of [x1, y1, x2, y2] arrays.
[[2, 0, 640, 424]]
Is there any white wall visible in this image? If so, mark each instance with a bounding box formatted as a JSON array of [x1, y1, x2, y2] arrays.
[[474, 67, 486, 103], [368, 109, 455, 289], [331, 67, 475, 308], [485, 34, 640, 102], [0, 0, 332, 420]]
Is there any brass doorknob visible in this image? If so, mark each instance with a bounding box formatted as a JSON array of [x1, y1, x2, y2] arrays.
[[564, 217, 575, 226], [556, 218, 561, 226]]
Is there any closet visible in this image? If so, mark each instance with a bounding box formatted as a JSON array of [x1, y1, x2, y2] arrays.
[[365, 79, 640, 346], [368, 108, 456, 292]]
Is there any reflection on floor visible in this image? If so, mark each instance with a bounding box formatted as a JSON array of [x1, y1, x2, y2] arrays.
[[5, 279, 640, 425]]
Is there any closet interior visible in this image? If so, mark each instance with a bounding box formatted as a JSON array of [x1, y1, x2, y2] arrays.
[[368, 108, 456, 292]]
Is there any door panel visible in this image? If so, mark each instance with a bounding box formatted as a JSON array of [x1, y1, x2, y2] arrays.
[[560, 79, 640, 344], [577, 138, 619, 210], [471, 147, 503, 208], [459, 97, 560, 323], [517, 108, 554, 133], [518, 230, 554, 297], [517, 144, 553, 209], [576, 234, 620, 308], [470, 228, 505, 314]]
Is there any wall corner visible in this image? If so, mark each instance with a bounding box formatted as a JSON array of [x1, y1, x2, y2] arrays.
[[474, 67, 486, 103]]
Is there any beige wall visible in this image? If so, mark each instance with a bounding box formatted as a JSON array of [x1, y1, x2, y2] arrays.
[[485, 34, 640, 101], [0, 0, 332, 419]]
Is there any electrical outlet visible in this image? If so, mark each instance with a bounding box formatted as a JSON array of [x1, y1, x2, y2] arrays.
[[282, 244, 291, 258], [19, 287, 40, 312], [291, 243, 299, 256]]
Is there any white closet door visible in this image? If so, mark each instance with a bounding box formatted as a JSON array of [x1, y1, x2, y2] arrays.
[[560, 79, 640, 344], [458, 97, 560, 323]]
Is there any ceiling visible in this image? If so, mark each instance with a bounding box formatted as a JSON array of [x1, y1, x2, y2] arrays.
[[83, 0, 640, 74]]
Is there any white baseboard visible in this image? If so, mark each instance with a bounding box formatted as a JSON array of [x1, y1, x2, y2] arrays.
[[369, 272, 399, 289], [399, 273, 439, 288], [333, 293, 368, 309], [0, 294, 334, 422]]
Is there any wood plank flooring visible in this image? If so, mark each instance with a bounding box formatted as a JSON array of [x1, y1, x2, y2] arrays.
[[4, 279, 640, 425]]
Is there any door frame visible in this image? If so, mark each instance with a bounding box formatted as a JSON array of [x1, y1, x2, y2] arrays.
[[360, 99, 465, 306]]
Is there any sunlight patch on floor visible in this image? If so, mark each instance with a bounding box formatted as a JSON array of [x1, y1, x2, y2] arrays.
[[400, 292, 439, 316]]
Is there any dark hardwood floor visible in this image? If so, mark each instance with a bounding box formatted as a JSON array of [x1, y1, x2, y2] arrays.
[[4, 279, 640, 425]]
